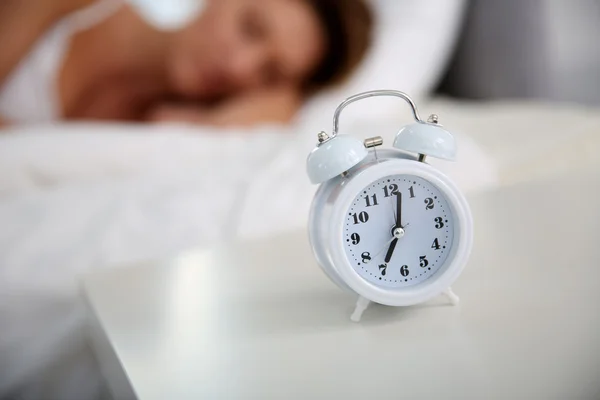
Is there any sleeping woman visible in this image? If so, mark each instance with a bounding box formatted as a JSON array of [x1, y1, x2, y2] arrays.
[[0, 0, 372, 127]]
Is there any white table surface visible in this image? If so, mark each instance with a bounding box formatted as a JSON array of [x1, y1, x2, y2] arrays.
[[84, 173, 600, 400]]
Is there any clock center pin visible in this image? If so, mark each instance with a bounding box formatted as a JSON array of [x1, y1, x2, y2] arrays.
[[391, 226, 405, 239]]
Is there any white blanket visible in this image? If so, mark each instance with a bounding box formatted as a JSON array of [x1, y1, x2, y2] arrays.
[[1, 98, 599, 398]]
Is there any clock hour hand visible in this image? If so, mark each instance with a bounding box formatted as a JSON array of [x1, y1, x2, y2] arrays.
[[384, 238, 398, 264]]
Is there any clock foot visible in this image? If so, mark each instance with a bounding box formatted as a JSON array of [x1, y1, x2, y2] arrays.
[[350, 296, 371, 322], [443, 287, 460, 306]]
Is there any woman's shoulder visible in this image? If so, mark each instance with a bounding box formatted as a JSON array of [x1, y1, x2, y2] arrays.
[[24, 0, 103, 23], [0, 0, 105, 124]]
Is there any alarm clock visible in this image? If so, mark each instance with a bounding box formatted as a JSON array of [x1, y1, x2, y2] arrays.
[[306, 90, 473, 322]]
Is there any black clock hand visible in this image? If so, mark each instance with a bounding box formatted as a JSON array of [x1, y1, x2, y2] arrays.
[[384, 238, 398, 264], [395, 191, 402, 228], [381, 193, 404, 264]]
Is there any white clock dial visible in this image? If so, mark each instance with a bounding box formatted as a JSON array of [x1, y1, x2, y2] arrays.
[[343, 175, 454, 289]]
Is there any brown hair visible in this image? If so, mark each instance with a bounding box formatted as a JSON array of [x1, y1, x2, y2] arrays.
[[304, 0, 373, 91]]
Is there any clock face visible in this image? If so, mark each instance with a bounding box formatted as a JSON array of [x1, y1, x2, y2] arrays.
[[343, 174, 454, 289]]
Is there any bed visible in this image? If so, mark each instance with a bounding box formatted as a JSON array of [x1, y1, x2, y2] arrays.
[[2, 0, 600, 398]]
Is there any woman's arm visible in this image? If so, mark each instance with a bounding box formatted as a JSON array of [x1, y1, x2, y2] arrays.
[[148, 86, 303, 127]]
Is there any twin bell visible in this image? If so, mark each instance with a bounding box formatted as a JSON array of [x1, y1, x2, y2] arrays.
[[306, 90, 457, 185]]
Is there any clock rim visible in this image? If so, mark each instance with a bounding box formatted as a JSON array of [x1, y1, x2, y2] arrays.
[[328, 159, 473, 306], [308, 179, 355, 293]]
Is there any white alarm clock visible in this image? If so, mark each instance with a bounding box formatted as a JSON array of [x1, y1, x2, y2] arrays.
[[306, 90, 473, 322]]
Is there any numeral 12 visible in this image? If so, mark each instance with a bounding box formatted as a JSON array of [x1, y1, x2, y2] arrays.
[[383, 184, 399, 197]]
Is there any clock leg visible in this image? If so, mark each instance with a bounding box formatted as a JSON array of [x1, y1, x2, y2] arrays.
[[443, 287, 460, 306], [350, 296, 371, 322]]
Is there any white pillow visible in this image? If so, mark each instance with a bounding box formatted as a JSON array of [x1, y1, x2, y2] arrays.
[[298, 0, 468, 133]]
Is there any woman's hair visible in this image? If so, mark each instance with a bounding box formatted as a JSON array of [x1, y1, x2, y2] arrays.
[[304, 0, 373, 91]]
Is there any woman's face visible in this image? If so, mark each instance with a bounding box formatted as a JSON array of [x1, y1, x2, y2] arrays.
[[168, 0, 325, 99]]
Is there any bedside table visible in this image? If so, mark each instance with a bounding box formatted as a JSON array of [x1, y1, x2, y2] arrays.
[[83, 172, 600, 399]]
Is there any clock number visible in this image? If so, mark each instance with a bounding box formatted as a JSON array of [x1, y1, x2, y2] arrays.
[[434, 217, 444, 229], [424, 197, 434, 210], [431, 238, 441, 250], [378, 263, 387, 276], [383, 184, 399, 198], [352, 211, 369, 224], [400, 265, 409, 277], [361, 252, 372, 263], [350, 233, 360, 245], [364, 194, 379, 207], [409, 186, 415, 198], [419, 255, 429, 268]]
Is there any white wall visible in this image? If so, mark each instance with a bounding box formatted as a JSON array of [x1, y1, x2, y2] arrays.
[[443, 0, 600, 104]]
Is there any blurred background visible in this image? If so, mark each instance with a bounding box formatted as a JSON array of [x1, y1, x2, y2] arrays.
[[0, 0, 599, 399], [439, 0, 600, 105], [131, 0, 600, 105]]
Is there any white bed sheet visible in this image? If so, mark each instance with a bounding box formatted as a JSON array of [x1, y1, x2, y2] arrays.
[[1, 98, 599, 399]]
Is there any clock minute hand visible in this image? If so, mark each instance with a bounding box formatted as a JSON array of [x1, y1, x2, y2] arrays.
[[395, 191, 402, 228]]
